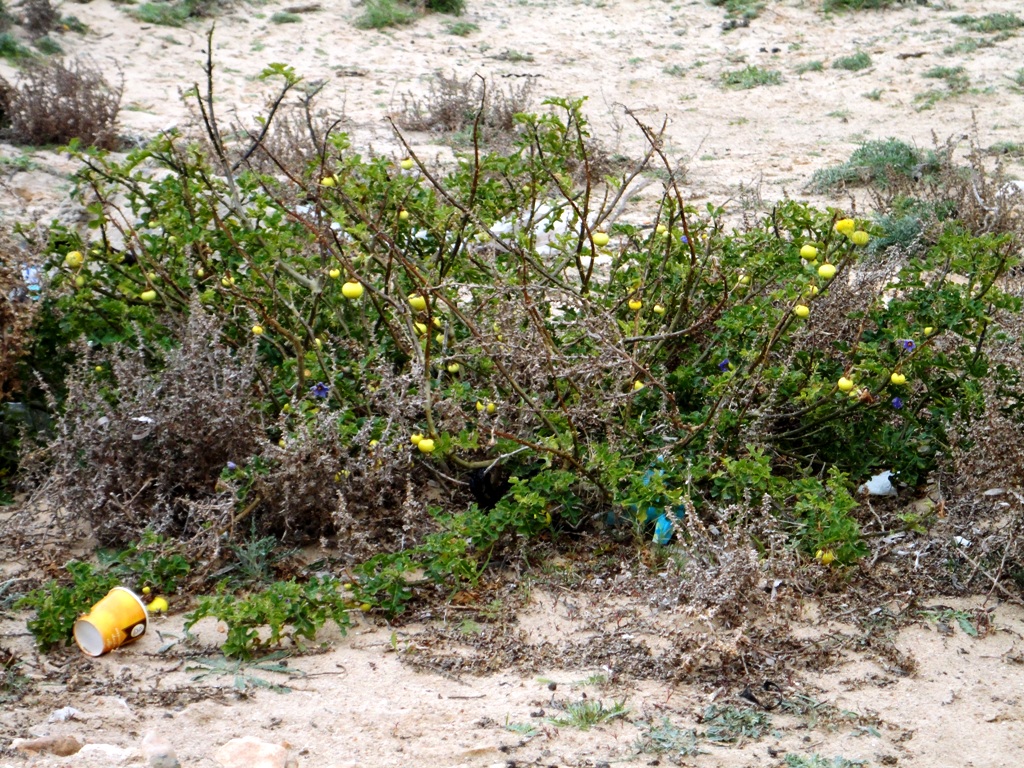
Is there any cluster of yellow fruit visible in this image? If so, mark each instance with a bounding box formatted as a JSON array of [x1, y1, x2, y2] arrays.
[[410, 433, 435, 453], [834, 218, 870, 246], [815, 548, 836, 566]]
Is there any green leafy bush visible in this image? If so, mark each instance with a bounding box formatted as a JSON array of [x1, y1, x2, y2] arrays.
[[17, 63, 1023, 631], [809, 138, 934, 192], [16, 534, 189, 650], [184, 576, 353, 658]]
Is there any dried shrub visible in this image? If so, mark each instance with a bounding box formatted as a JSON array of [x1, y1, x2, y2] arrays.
[[42, 304, 260, 544], [0, 251, 37, 401], [396, 72, 534, 141], [3, 57, 122, 148], [21, 0, 58, 37]]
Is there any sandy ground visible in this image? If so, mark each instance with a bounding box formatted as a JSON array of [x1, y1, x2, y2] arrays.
[[2, 0, 1024, 217], [2, 589, 1023, 767], [3, 0, 1024, 765]]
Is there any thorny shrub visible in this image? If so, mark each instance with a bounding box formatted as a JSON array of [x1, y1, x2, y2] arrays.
[[21, 0, 59, 38], [2, 57, 122, 148], [396, 71, 534, 142], [15, 54, 1024, 631], [40, 305, 261, 544]]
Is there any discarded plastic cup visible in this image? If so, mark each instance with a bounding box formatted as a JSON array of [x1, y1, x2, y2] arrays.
[[74, 587, 149, 657]]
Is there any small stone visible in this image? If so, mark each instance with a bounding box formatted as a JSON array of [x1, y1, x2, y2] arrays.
[[142, 730, 180, 768], [214, 736, 291, 768], [78, 743, 139, 765], [13, 734, 83, 756]]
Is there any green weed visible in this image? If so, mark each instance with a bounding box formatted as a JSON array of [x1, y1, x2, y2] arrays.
[[444, 21, 478, 35], [709, 0, 764, 20], [354, 0, 416, 29], [809, 137, 931, 192], [1006, 68, 1024, 92], [785, 756, 867, 768], [33, 35, 62, 55], [721, 65, 781, 89], [923, 65, 969, 93], [863, 88, 882, 100], [550, 698, 629, 730], [702, 704, 771, 743], [270, 11, 301, 23], [184, 576, 353, 658], [187, 650, 299, 693], [796, 60, 824, 74], [634, 717, 702, 756], [823, 0, 907, 10], [951, 13, 1023, 33], [832, 51, 871, 71], [0, 32, 32, 60], [130, 0, 222, 26]]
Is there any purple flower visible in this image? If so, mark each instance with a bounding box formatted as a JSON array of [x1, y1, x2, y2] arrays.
[[901, 339, 916, 352], [311, 382, 330, 399], [680, 235, 689, 244], [891, 397, 904, 410], [226, 461, 238, 471], [718, 359, 730, 371]]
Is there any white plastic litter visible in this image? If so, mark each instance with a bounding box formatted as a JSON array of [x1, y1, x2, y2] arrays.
[[858, 470, 897, 496], [48, 706, 81, 722]]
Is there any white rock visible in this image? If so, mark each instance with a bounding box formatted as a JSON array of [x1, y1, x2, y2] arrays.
[[214, 736, 292, 768], [77, 743, 139, 765], [48, 706, 81, 722]]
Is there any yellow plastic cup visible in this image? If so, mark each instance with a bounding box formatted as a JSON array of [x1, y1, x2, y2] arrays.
[[74, 587, 149, 657]]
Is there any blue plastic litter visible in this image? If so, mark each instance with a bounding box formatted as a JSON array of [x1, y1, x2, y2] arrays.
[[653, 514, 673, 545]]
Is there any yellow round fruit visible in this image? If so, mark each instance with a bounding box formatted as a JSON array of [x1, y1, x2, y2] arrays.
[[817, 263, 837, 280], [321, 176, 335, 187], [147, 597, 169, 613], [432, 316, 443, 329], [656, 224, 668, 235], [329, 268, 341, 279], [447, 363, 461, 373], [417, 438, 436, 453], [195, 267, 205, 278], [408, 293, 427, 311], [400, 158, 414, 170], [805, 284, 820, 297], [410, 433, 423, 445], [819, 550, 836, 566], [835, 218, 856, 235], [592, 232, 610, 247], [140, 289, 157, 302], [628, 299, 643, 311], [342, 281, 364, 299], [252, 324, 264, 336], [94, 365, 103, 373], [924, 326, 934, 335], [142, 586, 151, 595], [633, 380, 645, 391], [414, 322, 428, 336], [75, 275, 86, 288], [851, 230, 870, 246], [653, 304, 666, 315], [360, 603, 372, 612], [793, 304, 810, 318], [837, 376, 854, 392], [64, 251, 84, 268], [221, 276, 236, 287], [890, 372, 907, 385], [800, 244, 818, 259], [475, 400, 484, 412], [486, 402, 496, 414], [738, 274, 751, 286], [399, 210, 410, 221], [435, 333, 444, 344]]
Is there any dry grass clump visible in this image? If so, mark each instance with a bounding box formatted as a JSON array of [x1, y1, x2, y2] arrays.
[[21, 0, 59, 38], [1, 58, 122, 148], [396, 72, 534, 141], [40, 305, 260, 545]]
